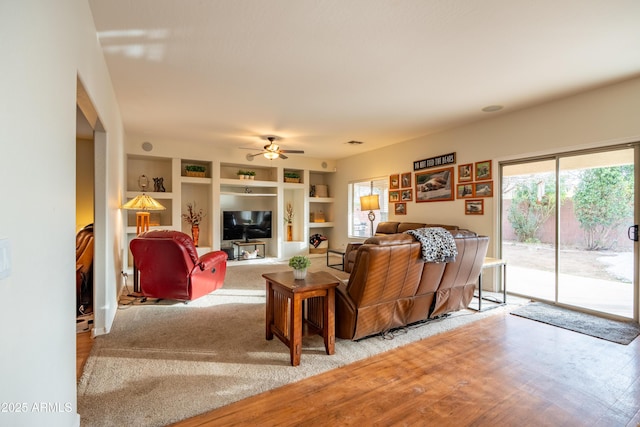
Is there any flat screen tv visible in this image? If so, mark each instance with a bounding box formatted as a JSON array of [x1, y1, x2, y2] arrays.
[[223, 210, 272, 242]]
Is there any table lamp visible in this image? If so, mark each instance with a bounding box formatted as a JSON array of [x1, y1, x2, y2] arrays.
[[121, 174, 166, 234], [360, 194, 380, 237], [121, 193, 166, 234], [122, 175, 166, 293]]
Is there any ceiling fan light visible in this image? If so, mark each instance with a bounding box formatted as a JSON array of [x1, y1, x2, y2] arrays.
[[264, 151, 279, 160]]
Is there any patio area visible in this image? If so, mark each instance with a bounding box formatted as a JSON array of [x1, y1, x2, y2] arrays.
[[502, 242, 634, 319]]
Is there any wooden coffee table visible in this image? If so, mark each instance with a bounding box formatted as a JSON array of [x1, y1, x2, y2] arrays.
[[263, 270, 340, 366]]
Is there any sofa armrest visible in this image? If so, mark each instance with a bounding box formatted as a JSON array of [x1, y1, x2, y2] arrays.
[[344, 242, 363, 273], [195, 250, 228, 274]]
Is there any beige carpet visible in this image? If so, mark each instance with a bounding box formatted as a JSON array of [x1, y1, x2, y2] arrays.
[[78, 258, 510, 427]]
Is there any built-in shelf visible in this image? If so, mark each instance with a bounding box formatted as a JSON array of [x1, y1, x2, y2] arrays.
[[220, 191, 277, 197], [125, 191, 175, 199], [180, 176, 212, 185], [309, 222, 335, 228], [309, 197, 334, 203]]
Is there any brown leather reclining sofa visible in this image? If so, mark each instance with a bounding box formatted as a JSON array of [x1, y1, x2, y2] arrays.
[[336, 222, 488, 340]]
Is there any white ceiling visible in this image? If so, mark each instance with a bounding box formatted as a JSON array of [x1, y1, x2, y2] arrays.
[[88, 0, 640, 159]]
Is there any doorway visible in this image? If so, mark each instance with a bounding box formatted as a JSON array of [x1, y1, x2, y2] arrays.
[[501, 145, 637, 320]]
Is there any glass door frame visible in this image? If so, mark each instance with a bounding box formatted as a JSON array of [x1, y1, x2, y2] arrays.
[[499, 143, 639, 322]]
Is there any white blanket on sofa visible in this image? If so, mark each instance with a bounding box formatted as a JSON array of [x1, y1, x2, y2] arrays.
[[405, 227, 457, 263]]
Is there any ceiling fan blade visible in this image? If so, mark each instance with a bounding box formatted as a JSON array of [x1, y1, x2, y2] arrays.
[[279, 153, 288, 159], [280, 150, 305, 154]]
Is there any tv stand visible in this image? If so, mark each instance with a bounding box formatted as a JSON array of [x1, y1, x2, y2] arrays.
[[233, 241, 266, 261]]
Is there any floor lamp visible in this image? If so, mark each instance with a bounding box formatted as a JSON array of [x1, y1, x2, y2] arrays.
[[360, 194, 380, 237], [122, 192, 166, 292]]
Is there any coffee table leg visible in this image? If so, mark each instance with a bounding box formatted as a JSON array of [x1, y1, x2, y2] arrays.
[[265, 281, 274, 340], [324, 288, 335, 355], [291, 294, 303, 366]]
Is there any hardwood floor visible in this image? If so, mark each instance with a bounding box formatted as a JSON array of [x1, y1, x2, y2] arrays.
[[76, 331, 93, 381], [77, 313, 640, 427]]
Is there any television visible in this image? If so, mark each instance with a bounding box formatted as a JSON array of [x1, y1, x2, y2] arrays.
[[223, 210, 272, 242]]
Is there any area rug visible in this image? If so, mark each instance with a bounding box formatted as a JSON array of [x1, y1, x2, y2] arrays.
[[511, 302, 640, 345], [78, 259, 508, 427]]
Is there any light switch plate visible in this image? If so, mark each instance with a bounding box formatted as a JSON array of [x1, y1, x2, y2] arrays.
[[0, 238, 11, 280]]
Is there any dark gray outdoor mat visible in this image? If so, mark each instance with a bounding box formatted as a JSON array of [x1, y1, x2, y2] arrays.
[[511, 302, 640, 345]]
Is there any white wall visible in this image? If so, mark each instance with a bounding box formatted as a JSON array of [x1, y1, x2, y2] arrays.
[[333, 76, 640, 257], [0, 1, 124, 426]]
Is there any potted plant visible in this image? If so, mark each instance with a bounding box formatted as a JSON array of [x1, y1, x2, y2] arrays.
[[284, 171, 301, 183], [185, 164, 206, 177], [237, 169, 248, 179], [247, 170, 256, 180], [289, 255, 311, 280]]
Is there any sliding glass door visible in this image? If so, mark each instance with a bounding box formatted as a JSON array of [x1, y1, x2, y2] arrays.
[[501, 145, 637, 319]]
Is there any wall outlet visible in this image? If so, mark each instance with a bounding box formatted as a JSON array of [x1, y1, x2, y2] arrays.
[[0, 238, 11, 280]]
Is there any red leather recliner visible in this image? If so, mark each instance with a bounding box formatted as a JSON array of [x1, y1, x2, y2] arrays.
[[130, 230, 227, 301]]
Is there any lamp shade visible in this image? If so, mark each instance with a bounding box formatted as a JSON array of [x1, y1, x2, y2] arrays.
[[360, 194, 380, 211], [121, 194, 166, 211], [264, 151, 279, 160]]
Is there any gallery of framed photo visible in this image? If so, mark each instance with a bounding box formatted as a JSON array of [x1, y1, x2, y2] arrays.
[[401, 189, 413, 201], [474, 181, 493, 197], [458, 163, 472, 182], [400, 172, 412, 188], [415, 167, 454, 202], [394, 202, 407, 215], [390, 174, 400, 190], [456, 183, 474, 199], [475, 160, 492, 181], [389, 190, 400, 202], [465, 199, 484, 215]]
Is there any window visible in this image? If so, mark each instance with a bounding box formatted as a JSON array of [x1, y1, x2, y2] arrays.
[[349, 177, 388, 238]]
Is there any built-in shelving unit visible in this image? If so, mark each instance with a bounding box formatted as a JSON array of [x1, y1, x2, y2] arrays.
[[124, 155, 213, 269], [307, 171, 335, 253], [125, 156, 335, 266]]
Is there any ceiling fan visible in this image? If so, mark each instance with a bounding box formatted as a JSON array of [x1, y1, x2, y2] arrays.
[[243, 136, 304, 160]]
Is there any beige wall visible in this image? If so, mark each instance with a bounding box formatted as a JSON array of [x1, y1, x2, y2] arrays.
[[333, 76, 640, 257], [76, 138, 95, 231]]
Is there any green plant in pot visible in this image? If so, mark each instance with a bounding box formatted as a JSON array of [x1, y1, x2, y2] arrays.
[[185, 164, 206, 177], [284, 171, 300, 182], [289, 255, 311, 280]]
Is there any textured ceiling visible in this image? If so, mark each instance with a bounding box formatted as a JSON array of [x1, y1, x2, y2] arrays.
[[88, 0, 640, 159]]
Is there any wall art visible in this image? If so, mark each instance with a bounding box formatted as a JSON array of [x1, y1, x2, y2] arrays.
[[465, 199, 484, 215], [415, 167, 454, 202], [475, 160, 492, 181], [394, 202, 407, 215], [458, 163, 472, 182]]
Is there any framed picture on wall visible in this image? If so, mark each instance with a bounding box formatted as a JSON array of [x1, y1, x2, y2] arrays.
[[400, 172, 412, 188], [458, 163, 472, 182], [390, 174, 400, 190], [394, 202, 407, 215], [475, 160, 492, 181], [389, 191, 400, 202], [465, 199, 484, 215], [415, 167, 454, 202], [401, 189, 413, 201], [456, 183, 474, 199], [474, 181, 493, 197]]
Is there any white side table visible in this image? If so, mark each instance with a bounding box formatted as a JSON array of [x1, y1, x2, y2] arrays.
[[474, 257, 507, 311]]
